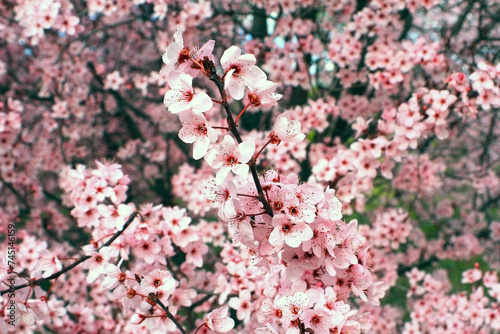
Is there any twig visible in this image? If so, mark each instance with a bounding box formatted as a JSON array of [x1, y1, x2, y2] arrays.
[[0, 211, 140, 295], [148, 292, 187, 334]]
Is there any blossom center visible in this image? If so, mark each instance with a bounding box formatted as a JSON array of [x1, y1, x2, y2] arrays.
[[127, 288, 137, 298], [230, 64, 242, 76], [118, 273, 126, 283], [311, 315, 321, 325], [273, 201, 284, 211], [196, 123, 207, 135], [282, 223, 292, 233], [178, 48, 191, 64], [224, 155, 238, 166], [248, 92, 261, 106], [182, 91, 194, 102]]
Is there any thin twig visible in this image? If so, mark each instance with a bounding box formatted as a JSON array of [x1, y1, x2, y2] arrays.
[[148, 292, 187, 334], [0, 211, 140, 295]]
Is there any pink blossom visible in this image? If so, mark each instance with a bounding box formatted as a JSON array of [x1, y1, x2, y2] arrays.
[[221, 46, 267, 100], [101, 262, 125, 290], [182, 240, 208, 267], [97, 203, 135, 230], [104, 70, 124, 91], [228, 289, 253, 322], [202, 179, 237, 219], [161, 25, 215, 77], [461, 264, 482, 284], [163, 70, 213, 114], [204, 135, 255, 185], [56, 14, 79, 36], [318, 188, 343, 221], [36, 250, 62, 278], [178, 110, 218, 159], [161, 25, 186, 72], [247, 80, 283, 109], [302, 308, 344, 333], [268, 213, 313, 248], [132, 239, 162, 264], [83, 247, 117, 283], [269, 113, 306, 145], [141, 269, 176, 294], [275, 291, 310, 321], [225, 199, 254, 244], [204, 306, 235, 332]]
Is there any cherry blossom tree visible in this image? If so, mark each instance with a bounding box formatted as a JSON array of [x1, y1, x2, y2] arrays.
[[0, 0, 499, 333]]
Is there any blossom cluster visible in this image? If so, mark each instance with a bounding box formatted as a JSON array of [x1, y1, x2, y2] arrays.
[[403, 266, 500, 333], [155, 26, 384, 332]]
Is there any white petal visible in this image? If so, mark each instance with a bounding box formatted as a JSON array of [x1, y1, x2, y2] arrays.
[[227, 80, 245, 100], [243, 66, 266, 83], [232, 163, 249, 176], [254, 80, 278, 93], [206, 126, 218, 142], [169, 100, 191, 114], [167, 70, 184, 83], [286, 120, 302, 136], [215, 166, 231, 185], [190, 92, 213, 113], [269, 227, 283, 246], [173, 25, 183, 44], [237, 141, 255, 163], [298, 224, 314, 241], [274, 114, 288, 135], [178, 126, 196, 144], [204, 148, 220, 168], [163, 43, 182, 65], [219, 135, 236, 154], [192, 137, 210, 160], [213, 317, 235, 332], [284, 233, 301, 248], [220, 46, 241, 69], [224, 68, 235, 90], [236, 53, 257, 67], [163, 90, 178, 108]]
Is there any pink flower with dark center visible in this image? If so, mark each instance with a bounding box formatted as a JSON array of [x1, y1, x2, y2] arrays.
[[161, 25, 190, 72], [83, 247, 116, 283], [104, 70, 124, 91], [228, 289, 253, 322], [269, 214, 313, 248], [161, 25, 215, 77], [163, 70, 212, 114], [178, 110, 218, 159], [36, 250, 62, 278], [204, 135, 255, 185], [247, 80, 283, 109], [202, 179, 237, 219], [141, 269, 176, 294], [275, 291, 310, 321], [221, 46, 267, 100], [302, 308, 344, 333]]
